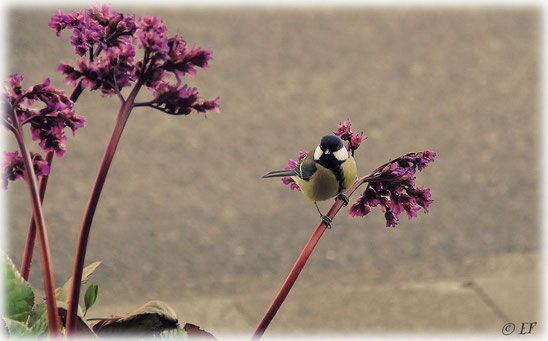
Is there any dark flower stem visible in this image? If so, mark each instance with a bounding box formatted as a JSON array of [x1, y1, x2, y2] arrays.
[[252, 175, 370, 339], [20, 82, 84, 281], [20, 151, 53, 281], [65, 80, 143, 334], [8, 110, 61, 336]]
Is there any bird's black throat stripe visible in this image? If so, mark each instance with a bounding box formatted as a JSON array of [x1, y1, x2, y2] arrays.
[[334, 163, 346, 194], [318, 155, 346, 194]]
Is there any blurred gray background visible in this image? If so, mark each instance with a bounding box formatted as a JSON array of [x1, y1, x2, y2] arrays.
[[4, 5, 540, 337]]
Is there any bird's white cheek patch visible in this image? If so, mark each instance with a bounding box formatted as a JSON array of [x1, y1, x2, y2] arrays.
[[334, 148, 348, 161], [314, 145, 322, 160]]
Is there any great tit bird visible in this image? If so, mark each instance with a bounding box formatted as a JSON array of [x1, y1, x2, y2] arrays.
[[263, 135, 358, 228]]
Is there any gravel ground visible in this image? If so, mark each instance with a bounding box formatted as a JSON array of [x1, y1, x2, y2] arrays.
[[3, 5, 539, 335]]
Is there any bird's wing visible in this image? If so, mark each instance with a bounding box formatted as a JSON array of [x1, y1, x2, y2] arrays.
[[297, 158, 317, 181]]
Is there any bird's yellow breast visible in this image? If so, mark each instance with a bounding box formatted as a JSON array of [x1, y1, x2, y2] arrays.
[[294, 156, 357, 202], [342, 156, 358, 190]]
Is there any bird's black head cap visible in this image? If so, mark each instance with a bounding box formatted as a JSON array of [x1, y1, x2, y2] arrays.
[[320, 135, 343, 152]]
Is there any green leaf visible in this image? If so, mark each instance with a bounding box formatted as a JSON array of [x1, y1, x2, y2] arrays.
[[26, 303, 48, 335], [2, 253, 34, 322], [3, 317, 33, 337], [84, 284, 98, 315], [93, 300, 179, 335], [56, 261, 101, 302]]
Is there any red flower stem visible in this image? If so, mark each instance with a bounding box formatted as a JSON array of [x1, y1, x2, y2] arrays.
[[65, 81, 142, 335], [20, 151, 53, 281], [20, 82, 84, 281], [9, 113, 61, 336], [252, 176, 369, 339]]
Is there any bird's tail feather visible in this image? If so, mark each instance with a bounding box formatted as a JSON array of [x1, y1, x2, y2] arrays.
[[262, 169, 297, 178]]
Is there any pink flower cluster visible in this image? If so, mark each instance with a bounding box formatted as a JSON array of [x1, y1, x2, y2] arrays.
[[50, 5, 219, 116], [4, 74, 85, 157], [49, 6, 137, 56], [2, 151, 50, 189], [151, 83, 219, 116], [2, 74, 84, 189], [349, 150, 436, 227], [333, 120, 367, 156]]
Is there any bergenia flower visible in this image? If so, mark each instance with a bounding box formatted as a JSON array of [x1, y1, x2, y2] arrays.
[[49, 7, 133, 56], [58, 43, 136, 96], [8, 73, 24, 90], [333, 120, 352, 140], [349, 131, 367, 151], [51, 4, 219, 118], [2, 74, 85, 158], [48, 9, 68, 36], [349, 150, 436, 227], [134, 15, 169, 54], [164, 39, 213, 79], [2, 151, 50, 190], [334, 120, 367, 155], [348, 195, 371, 217], [148, 83, 220, 116]]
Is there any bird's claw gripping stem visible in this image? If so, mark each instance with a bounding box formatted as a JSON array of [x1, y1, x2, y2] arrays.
[[321, 215, 332, 229], [336, 193, 349, 206]]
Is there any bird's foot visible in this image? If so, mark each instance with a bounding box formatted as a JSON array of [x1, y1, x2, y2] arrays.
[[315, 201, 333, 229], [321, 215, 332, 229], [336, 193, 349, 206]]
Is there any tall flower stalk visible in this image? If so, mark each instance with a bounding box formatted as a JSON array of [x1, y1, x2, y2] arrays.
[[20, 82, 84, 281], [10, 128, 61, 336], [253, 121, 435, 338], [2, 74, 83, 335], [65, 81, 142, 333], [47, 5, 219, 333], [19, 151, 52, 281]]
